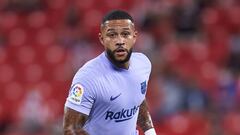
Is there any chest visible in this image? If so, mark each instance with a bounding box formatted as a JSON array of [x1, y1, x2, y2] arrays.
[[96, 71, 147, 108]]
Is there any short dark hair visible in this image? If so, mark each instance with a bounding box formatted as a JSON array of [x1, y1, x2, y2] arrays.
[[102, 10, 134, 25]]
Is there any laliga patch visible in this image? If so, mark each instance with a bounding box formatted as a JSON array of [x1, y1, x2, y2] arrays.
[[67, 84, 84, 105]]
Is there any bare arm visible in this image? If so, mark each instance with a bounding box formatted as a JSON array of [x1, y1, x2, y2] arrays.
[[137, 99, 154, 132], [63, 107, 89, 135]]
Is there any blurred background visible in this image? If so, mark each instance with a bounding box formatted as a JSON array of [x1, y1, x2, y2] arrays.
[[0, 0, 240, 135]]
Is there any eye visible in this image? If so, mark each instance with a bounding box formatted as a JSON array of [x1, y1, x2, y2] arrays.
[[121, 31, 131, 38], [106, 32, 117, 38]]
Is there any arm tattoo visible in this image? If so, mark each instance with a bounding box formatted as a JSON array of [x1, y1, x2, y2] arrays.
[[137, 100, 154, 132], [63, 107, 89, 135]]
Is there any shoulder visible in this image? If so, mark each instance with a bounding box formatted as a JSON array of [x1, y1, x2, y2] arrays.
[[72, 54, 105, 88], [132, 52, 152, 68]]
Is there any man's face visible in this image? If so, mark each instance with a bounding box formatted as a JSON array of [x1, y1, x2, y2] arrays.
[[99, 19, 137, 64]]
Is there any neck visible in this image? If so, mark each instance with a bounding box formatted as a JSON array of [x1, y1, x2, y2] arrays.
[[114, 61, 129, 69], [105, 54, 130, 70]]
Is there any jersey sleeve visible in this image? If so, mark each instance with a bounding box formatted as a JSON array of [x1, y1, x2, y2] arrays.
[[140, 53, 152, 96], [65, 70, 96, 116], [141, 53, 152, 80]]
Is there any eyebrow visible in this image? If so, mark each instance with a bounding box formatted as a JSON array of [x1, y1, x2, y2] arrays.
[[107, 28, 115, 32], [106, 27, 131, 32]]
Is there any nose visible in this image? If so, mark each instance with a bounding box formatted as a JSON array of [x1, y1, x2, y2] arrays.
[[115, 36, 125, 46]]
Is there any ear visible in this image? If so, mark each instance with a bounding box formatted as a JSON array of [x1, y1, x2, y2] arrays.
[[133, 30, 138, 43], [99, 33, 104, 45]]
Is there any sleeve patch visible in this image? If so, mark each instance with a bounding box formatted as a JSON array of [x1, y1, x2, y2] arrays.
[[67, 84, 84, 105]]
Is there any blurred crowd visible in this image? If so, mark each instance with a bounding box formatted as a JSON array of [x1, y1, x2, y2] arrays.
[[0, 0, 240, 135]]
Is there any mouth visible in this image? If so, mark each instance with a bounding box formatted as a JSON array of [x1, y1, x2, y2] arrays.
[[115, 48, 127, 56]]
